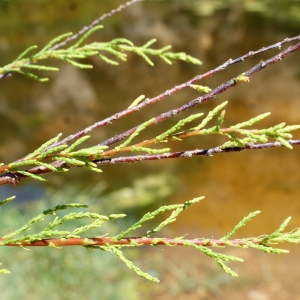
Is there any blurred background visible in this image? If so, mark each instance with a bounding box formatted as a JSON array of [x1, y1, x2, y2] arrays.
[[0, 0, 300, 299]]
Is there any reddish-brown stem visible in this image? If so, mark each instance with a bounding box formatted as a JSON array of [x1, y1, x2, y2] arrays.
[[100, 127, 266, 157], [99, 41, 300, 148], [94, 139, 300, 165], [0, 151, 76, 174], [1, 41, 299, 185], [1, 138, 300, 185], [45, 36, 300, 152], [0, 236, 261, 247], [49, 0, 144, 51]]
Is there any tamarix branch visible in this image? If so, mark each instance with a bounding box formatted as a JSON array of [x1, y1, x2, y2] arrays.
[[0, 0, 300, 281]]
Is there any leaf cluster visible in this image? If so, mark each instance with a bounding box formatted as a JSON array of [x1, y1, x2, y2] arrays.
[[0, 26, 201, 82], [1, 195, 300, 280]]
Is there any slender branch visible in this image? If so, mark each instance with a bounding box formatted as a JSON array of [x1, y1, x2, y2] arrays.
[[49, 0, 144, 51], [2, 1, 299, 282], [45, 36, 300, 151], [0, 0, 144, 81], [1, 38, 299, 185], [1, 138, 300, 186], [99, 41, 300, 148], [99, 125, 285, 157], [95, 138, 300, 165], [0, 236, 262, 247]]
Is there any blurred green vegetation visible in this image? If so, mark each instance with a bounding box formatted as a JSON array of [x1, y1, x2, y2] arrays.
[[0, 173, 176, 299], [1, 0, 299, 28], [0, 0, 116, 25], [184, 0, 300, 27], [0, 0, 299, 60]]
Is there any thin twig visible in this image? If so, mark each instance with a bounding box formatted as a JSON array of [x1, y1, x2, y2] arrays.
[[0, 236, 261, 247], [95, 139, 300, 165], [1, 139, 300, 186], [45, 36, 300, 151], [50, 0, 144, 51], [99, 41, 300, 147], [1, 39, 299, 185], [0, 0, 144, 80]]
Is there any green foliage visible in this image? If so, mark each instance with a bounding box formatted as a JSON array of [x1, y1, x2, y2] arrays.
[[1, 193, 300, 280], [1, 0, 300, 288], [0, 196, 15, 207], [116, 118, 156, 151], [0, 191, 146, 299], [114, 197, 204, 241], [4, 135, 106, 179], [1, 203, 124, 245], [5, 98, 296, 181], [0, 28, 201, 82], [5, 95, 297, 181]]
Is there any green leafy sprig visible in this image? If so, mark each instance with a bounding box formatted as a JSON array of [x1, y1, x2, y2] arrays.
[[0, 28, 201, 82], [0, 201, 125, 246], [1, 32, 299, 185], [1, 100, 299, 183], [100, 101, 300, 158], [1, 196, 300, 281], [0, 134, 107, 181]]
